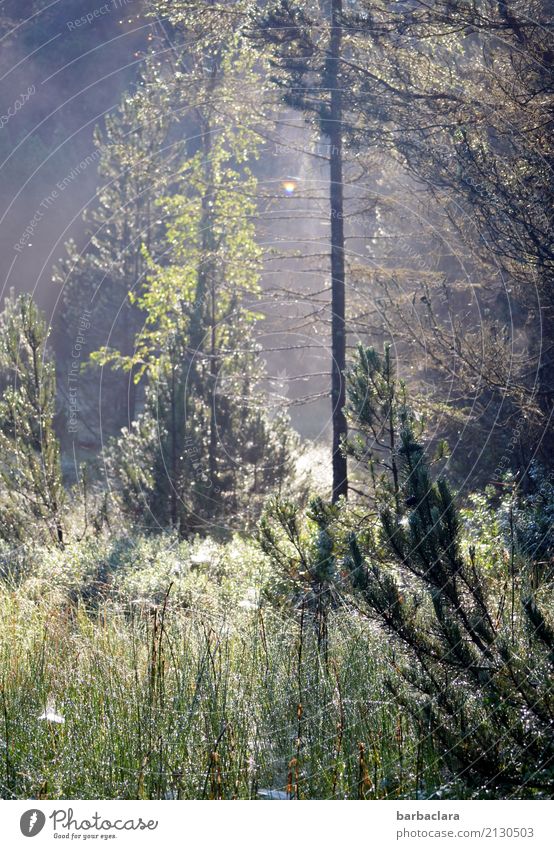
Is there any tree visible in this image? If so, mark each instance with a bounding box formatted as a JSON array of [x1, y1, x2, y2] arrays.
[[328, 0, 348, 504], [95, 26, 296, 535], [344, 345, 554, 796], [53, 58, 176, 448], [345, 342, 407, 514], [260, 495, 338, 660], [339, 0, 554, 473], [0, 293, 65, 546], [251, 0, 350, 501]]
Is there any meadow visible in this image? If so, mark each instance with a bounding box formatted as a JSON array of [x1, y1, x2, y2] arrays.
[[0, 535, 433, 801]]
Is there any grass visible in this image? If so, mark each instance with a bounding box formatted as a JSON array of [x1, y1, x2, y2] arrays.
[[0, 574, 435, 800]]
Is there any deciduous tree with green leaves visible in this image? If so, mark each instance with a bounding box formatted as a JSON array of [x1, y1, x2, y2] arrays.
[[95, 26, 296, 535]]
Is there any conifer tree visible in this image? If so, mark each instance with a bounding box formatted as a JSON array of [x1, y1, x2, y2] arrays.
[[345, 343, 408, 514], [260, 495, 338, 659], [53, 58, 176, 446], [0, 293, 65, 546], [344, 345, 554, 796]]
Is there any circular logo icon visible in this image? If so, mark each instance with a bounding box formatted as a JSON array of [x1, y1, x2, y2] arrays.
[[20, 810, 46, 837]]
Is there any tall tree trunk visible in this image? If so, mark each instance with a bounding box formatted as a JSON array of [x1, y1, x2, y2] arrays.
[[199, 112, 219, 492], [328, 0, 348, 502], [170, 358, 178, 529]]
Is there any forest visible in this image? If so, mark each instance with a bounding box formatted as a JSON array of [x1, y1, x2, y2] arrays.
[[0, 0, 552, 801]]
